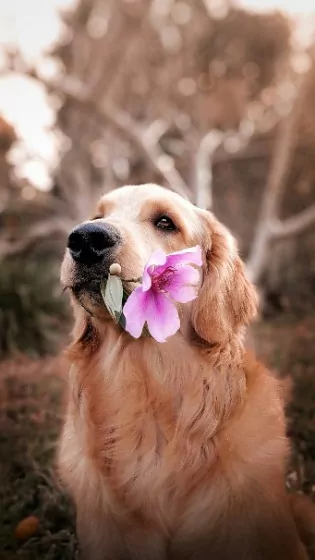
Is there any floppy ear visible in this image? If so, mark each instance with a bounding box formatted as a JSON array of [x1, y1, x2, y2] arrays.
[[191, 210, 258, 346]]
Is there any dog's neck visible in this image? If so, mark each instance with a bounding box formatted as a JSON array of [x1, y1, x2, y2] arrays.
[[95, 317, 245, 369], [69, 317, 247, 439]]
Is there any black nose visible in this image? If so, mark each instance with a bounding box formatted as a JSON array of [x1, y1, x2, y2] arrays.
[[67, 222, 121, 265]]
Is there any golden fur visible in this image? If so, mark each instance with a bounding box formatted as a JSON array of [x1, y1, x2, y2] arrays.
[[59, 184, 315, 559]]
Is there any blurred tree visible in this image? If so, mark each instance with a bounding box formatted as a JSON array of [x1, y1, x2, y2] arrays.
[[0, 115, 16, 212], [0, 118, 69, 357], [198, 9, 290, 95], [0, 0, 315, 320], [50, 0, 292, 212]]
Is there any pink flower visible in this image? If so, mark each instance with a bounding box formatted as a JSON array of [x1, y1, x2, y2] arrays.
[[123, 246, 202, 343]]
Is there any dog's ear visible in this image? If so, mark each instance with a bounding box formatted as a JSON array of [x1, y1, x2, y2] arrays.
[[191, 210, 258, 346]]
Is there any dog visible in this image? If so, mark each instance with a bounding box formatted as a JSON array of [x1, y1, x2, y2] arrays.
[[59, 183, 315, 559]]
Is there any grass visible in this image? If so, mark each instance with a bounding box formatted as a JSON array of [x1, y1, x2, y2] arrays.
[[0, 356, 77, 559], [0, 314, 315, 558]]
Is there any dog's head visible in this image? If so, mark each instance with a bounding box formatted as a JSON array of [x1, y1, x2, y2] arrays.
[[61, 184, 257, 347]]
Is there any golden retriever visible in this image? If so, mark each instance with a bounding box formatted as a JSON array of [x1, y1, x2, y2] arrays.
[[59, 184, 315, 559]]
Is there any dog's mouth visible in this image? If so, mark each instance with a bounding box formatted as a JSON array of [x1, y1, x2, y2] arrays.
[[67, 270, 136, 318], [64, 267, 106, 294], [71, 280, 102, 296], [67, 279, 105, 316]]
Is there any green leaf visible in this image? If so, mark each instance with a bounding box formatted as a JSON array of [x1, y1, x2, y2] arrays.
[[100, 274, 123, 324], [118, 312, 127, 330], [101, 276, 151, 338]]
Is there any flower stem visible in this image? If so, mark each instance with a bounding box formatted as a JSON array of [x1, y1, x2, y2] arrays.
[[123, 277, 142, 283]]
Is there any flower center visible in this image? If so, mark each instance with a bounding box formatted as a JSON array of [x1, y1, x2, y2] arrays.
[[152, 266, 176, 292]]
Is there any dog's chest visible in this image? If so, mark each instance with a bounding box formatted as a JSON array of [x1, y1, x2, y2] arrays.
[[80, 378, 217, 525]]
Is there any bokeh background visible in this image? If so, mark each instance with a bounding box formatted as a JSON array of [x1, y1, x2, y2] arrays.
[[0, 0, 315, 557]]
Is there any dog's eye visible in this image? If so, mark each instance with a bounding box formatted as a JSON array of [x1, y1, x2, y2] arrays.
[[154, 215, 177, 232]]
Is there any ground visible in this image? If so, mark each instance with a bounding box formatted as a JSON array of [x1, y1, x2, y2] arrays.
[[0, 314, 315, 559], [0, 355, 77, 560]]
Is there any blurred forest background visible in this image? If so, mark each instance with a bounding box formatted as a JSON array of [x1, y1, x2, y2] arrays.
[[1, 0, 315, 558]]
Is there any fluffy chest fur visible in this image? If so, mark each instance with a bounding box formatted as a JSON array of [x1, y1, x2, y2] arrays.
[[59, 332, 287, 534]]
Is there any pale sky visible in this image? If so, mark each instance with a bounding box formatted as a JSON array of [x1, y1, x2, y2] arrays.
[[241, 0, 314, 12], [0, 0, 314, 189], [0, 0, 75, 189]]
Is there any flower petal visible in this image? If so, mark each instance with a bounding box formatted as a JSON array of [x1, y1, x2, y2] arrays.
[[164, 266, 200, 303], [152, 246, 203, 280], [145, 292, 180, 343], [142, 249, 167, 292], [172, 265, 200, 285], [164, 245, 203, 269], [123, 287, 147, 338], [168, 284, 198, 303]]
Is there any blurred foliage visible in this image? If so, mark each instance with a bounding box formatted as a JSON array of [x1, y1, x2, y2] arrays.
[[198, 9, 290, 96], [0, 116, 16, 153], [0, 114, 16, 214], [0, 116, 69, 357], [0, 257, 69, 357]]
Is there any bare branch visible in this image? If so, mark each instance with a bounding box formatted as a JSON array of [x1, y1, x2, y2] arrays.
[[194, 123, 255, 210], [101, 109, 191, 199], [142, 119, 169, 146], [270, 204, 315, 240], [194, 130, 224, 210], [246, 63, 314, 284], [5, 55, 191, 200]]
